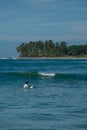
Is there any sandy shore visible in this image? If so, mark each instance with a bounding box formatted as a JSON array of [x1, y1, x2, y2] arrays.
[[16, 56, 87, 60]]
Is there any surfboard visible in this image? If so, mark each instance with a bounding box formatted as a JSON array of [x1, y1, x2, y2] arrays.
[[30, 85, 33, 89]]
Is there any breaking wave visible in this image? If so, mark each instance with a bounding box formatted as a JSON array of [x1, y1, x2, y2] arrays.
[[0, 71, 87, 81], [39, 72, 55, 77]]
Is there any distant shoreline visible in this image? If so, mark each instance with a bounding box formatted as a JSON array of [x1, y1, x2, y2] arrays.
[[0, 56, 87, 60], [17, 56, 87, 60]]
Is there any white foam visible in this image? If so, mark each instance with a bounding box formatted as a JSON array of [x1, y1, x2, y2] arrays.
[[11, 57, 17, 60], [39, 72, 55, 77], [0, 57, 8, 59]]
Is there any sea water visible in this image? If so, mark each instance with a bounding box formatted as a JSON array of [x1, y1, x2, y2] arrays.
[[0, 59, 87, 130]]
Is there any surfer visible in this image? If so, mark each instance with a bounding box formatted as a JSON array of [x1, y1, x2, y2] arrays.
[[23, 81, 29, 89], [23, 81, 34, 89]]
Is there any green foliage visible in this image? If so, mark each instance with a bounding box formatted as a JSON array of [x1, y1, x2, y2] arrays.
[[68, 45, 87, 56], [16, 40, 87, 57]]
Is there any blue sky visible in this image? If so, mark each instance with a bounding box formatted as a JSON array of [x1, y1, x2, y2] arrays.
[[0, 0, 87, 57]]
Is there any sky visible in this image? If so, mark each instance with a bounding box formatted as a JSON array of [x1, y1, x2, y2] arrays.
[[0, 0, 87, 57]]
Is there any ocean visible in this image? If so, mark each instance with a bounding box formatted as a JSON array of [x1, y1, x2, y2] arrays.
[[0, 58, 87, 130]]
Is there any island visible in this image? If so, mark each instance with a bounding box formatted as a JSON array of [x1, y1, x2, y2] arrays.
[[16, 40, 87, 58]]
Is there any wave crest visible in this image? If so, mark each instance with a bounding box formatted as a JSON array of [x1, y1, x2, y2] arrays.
[[1, 71, 87, 81], [39, 72, 55, 77]]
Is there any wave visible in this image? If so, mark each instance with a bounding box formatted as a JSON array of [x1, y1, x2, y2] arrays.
[[4, 71, 39, 77], [2, 72, 55, 78], [1, 71, 87, 81], [39, 72, 55, 77], [55, 73, 87, 81]]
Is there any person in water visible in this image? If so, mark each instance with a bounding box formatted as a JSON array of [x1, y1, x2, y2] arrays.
[[23, 81, 29, 89]]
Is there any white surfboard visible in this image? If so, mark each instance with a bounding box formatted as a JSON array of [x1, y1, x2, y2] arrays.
[[30, 85, 34, 89]]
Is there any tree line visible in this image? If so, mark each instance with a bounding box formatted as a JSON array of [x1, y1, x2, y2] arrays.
[[16, 40, 87, 57]]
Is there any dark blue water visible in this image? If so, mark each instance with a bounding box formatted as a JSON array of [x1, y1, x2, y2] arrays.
[[0, 59, 87, 130]]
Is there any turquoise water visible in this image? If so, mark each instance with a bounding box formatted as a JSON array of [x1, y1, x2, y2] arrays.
[[0, 59, 87, 130]]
